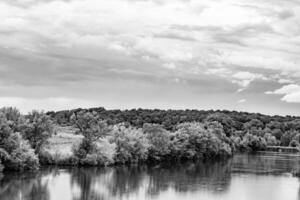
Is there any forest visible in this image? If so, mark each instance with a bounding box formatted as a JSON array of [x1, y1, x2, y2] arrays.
[[1, 106, 300, 172]]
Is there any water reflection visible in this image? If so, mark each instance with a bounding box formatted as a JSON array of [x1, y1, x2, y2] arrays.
[[0, 170, 52, 200], [68, 160, 232, 200], [0, 152, 300, 200], [232, 152, 300, 174]]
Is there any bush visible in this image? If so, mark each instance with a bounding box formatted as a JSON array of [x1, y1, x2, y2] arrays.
[[290, 140, 300, 147], [143, 124, 172, 161], [239, 133, 267, 151], [263, 133, 278, 146], [112, 125, 149, 164], [171, 122, 233, 161], [4, 133, 39, 171], [0, 109, 39, 171], [73, 138, 116, 166], [280, 130, 298, 146], [39, 150, 78, 165]]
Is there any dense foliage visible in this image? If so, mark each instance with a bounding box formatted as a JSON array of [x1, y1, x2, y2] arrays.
[[171, 122, 233, 160], [70, 121, 233, 166], [48, 107, 300, 147], [0, 108, 53, 171], [1, 106, 300, 171], [0, 108, 39, 171], [22, 110, 54, 154]]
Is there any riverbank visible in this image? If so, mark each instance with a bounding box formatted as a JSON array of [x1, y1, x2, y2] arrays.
[[38, 122, 234, 167], [1, 152, 300, 200], [1, 107, 299, 172]]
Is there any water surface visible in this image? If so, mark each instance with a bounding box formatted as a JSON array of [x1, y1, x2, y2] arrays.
[[1, 152, 300, 200]]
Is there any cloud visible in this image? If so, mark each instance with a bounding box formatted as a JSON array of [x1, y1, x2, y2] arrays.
[[163, 63, 176, 69], [153, 32, 197, 42], [0, 0, 300, 113], [232, 71, 267, 88], [237, 99, 246, 103], [266, 84, 300, 103], [278, 9, 295, 20], [278, 79, 294, 84]]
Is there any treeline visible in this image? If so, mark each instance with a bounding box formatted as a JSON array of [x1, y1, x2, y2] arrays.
[[42, 111, 234, 166], [48, 107, 300, 147], [1, 106, 300, 172], [0, 107, 235, 171]]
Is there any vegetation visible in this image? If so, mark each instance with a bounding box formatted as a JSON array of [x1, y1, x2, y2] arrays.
[[48, 107, 300, 148], [1, 106, 300, 171], [22, 110, 54, 154], [0, 108, 39, 171], [71, 111, 113, 166]]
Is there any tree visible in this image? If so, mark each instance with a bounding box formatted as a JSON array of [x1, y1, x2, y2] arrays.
[[205, 113, 235, 137], [5, 132, 39, 171], [113, 124, 149, 164], [22, 111, 54, 153], [143, 123, 171, 161], [263, 133, 278, 146], [280, 130, 298, 146], [0, 109, 39, 171], [71, 111, 111, 142], [0, 107, 24, 132], [172, 122, 232, 160], [239, 133, 267, 151], [71, 111, 113, 162]]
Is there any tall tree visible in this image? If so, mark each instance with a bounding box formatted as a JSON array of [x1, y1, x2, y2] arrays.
[[22, 111, 54, 153]]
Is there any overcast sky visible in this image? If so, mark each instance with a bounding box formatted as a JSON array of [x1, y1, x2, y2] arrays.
[[1, 0, 300, 115]]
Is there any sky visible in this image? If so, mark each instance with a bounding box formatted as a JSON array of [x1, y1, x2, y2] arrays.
[[1, 0, 300, 115]]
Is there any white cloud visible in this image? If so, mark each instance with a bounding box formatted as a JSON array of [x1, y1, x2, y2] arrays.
[[232, 71, 267, 88], [278, 78, 294, 84], [0, 0, 300, 113], [237, 99, 246, 103], [266, 84, 300, 103]]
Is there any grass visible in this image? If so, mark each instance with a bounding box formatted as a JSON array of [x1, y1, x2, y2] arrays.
[[43, 126, 83, 158]]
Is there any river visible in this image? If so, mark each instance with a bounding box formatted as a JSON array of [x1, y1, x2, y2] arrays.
[[1, 152, 300, 200]]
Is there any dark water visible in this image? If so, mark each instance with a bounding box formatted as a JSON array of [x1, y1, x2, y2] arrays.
[[1, 152, 300, 200]]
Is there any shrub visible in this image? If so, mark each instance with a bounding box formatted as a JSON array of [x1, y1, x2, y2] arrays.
[[239, 133, 267, 151], [280, 130, 298, 146], [263, 133, 278, 146], [4, 133, 39, 171], [113, 125, 149, 164], [143, 123, 172, 161], [171, 122, 233, 161], [289, 133, 300, 147], [0, 110, 39, 171], [290, 140, 300, 147], [39, 150, 79, 165], [73, 138, 116, 166]]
